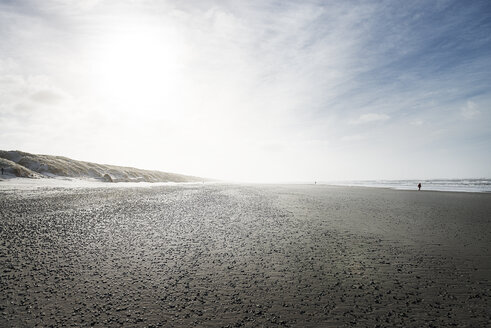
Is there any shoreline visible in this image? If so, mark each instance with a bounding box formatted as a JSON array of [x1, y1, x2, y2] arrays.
[[1, 177, 490, 194], [324, 183, 491, 194], [242, 182, 491, 194]]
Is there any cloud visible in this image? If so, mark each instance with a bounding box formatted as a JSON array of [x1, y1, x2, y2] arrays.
[[341, 135, 365, 142], [1, 0, 491, 180], [410, 119, 424, 126], [0, 72, 68, 118], [48, 0, 101, 11], [460, 101, 480, 120], [13, 102, 34, 113], [350, 113, 390, 125], [258, 140, 286, 153], [0, 58, 17, 72], [30, 89, 64, 105]]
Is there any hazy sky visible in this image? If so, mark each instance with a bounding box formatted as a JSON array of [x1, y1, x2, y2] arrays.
[[1, 0, 490, 182]]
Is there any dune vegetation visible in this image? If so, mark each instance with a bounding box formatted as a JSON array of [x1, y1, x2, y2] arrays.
[[0, 150, 203, 183]]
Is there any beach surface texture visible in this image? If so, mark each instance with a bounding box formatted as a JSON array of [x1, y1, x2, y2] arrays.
[[1, 183, 490, 327]]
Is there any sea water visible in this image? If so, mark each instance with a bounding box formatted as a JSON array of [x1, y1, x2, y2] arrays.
[[328, 179, 491, 193]]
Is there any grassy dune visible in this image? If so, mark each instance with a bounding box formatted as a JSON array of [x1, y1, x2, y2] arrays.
[[0, 150, 203, 183]]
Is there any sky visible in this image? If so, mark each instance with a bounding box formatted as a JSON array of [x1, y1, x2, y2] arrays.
[[1, 0, 490, 182]]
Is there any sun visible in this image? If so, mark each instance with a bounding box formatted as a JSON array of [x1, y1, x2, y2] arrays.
[[90, 23, 184, 111]]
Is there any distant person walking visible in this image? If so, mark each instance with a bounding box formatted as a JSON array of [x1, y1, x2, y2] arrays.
[[418, 183, 421, 191], [1, 167, 3, 175]]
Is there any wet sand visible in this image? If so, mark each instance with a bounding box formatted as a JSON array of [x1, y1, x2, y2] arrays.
[[1, 184, 490, 327]]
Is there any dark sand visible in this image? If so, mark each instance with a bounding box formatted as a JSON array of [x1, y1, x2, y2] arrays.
[[1, 184, 490, 327]]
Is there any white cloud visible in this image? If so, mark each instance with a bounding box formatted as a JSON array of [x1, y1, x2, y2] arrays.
[[0, 73, 69, 114], [410, 119, 424, 126], [0, 58, 18, 72], [350, 113, 390, 124], [1, 0, 490, 181], [341, 135, 365, 141], [30, 89, 64, 105], [460, 101, 480, 120]]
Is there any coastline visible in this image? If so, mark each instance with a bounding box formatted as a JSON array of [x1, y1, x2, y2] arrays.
[[2, 176, 490, 193], [323, 180, 491, 193]]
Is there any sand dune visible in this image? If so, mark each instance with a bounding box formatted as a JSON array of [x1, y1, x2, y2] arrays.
[[0, 150, 203, 183]]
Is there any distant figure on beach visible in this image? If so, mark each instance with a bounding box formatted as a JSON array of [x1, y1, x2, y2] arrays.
[[1, 167, 3, 175], [418, 183, 421, 191], [315, 181, 317, 185]]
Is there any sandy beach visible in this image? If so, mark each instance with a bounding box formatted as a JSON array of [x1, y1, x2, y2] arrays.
[[1, 183, 490, 327]]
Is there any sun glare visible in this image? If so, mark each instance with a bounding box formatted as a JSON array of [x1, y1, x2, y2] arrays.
[[91, 24, 184, 111]]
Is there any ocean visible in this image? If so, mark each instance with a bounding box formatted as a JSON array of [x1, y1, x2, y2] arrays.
[[327, 179, 491, 193]]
